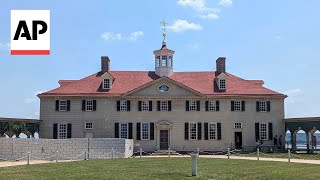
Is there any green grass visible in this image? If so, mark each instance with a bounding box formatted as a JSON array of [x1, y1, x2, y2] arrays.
[[232, 152, 320, 160], [0, 157, 320, 180]]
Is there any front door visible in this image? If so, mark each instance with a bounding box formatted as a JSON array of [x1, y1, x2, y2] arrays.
[[235, 132, 242, 149], [160, 130, 169, 150]]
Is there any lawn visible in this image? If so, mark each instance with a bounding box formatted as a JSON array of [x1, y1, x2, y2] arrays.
[[0, 157, 319, 180], [232, 152, 320, 160]]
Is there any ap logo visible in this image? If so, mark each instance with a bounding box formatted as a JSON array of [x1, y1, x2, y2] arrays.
[[11, 10, 50, 55]]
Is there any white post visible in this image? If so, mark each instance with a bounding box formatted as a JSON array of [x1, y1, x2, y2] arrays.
[[140, 148, 142, 158], [27, 152, 30, 165], [197, 148, 200, 157], [288, 149, 291, 163], [227, 148, 230, 159], [257, 148, 260, 161], [85, 149, 87, 160], [56, 151, 59, 163], [168, 147, 171, 157], [112, 148, 114, 159], [191, 153, 197, 176]]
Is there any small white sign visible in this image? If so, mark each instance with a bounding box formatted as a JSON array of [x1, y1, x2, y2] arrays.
[[11, 10, 50, 55]]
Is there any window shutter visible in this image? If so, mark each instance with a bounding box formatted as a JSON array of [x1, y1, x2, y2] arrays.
[[55, 100, 59, 111], [186, 101, 190, 111], [168, 101, 172, 111], [231, 101, 235, 111], [217, 123, 222, 140], [241, 101, 245, 111], [216, 100, 220, 111], [138, 101, 142, 111], [115, 123, 119, 138], [53, 123, 58, 139], [128, 123, 133, 139], [93, 100, 97, 111], [185, 122, 189, 140], [204, 123, 208, 140], [157, 101, 160, 111], [268, 123, 273, 140], [267, 101, 271, 112], [150, 123, 154, 140], [196, 101, 200, 111], [137, 123, 141, 140], [197, 122, 202, 140], [255, 123, 260, 141], [127, 101, 131, 111], [67, 124, 72, 138], [82, 100, 86, 111], [149, 101, 152, 111], [67, 100, 71, 111], [116, 101, 120, 111], [256, 101, 260, 112], [205, 101, 209, 111]]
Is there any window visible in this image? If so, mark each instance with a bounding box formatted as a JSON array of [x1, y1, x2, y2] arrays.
[[58, 124, 67, 139], [86, 100, 93, 111], [189, 123, 197, 140], [219, 79, 226, 90], [120, 100, 127, 111], [120, 123, 128, 138], [141, 123, 150, 140], [103, 79, 111, 89], [159, 85, 169, 92], [234, 123, 242, 129], [141, 101, 149, 111], [208, 101, 217, 111], [59, 100, 67, 111], [85, 122, 93, 129], [189, 101, 197, 111], [260, 123, 268, 140], [209, 123, 217, 140], [234, 101, 241, 111], [160, 101, 168, 111], [168, 56, 173, 67], [161, 56, 167, 66], [156, 56, 160, 67], [259, 101, 267, 112]]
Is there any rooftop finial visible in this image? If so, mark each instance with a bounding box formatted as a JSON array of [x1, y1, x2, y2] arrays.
[[160, 20, 167, 44]]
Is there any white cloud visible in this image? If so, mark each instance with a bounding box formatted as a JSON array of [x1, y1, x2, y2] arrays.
[[34, 112, 40, 117], [285, 88, 301, 95], [177, 0, 219, 12], [218, 0, 233, 6], [199, 13, 219, 20], [186, 42, 200, 49], [0, 43, 10, 50], [24, 90, 47, 104], [101, 31, 144, 41], [167, 19, 202, 32]]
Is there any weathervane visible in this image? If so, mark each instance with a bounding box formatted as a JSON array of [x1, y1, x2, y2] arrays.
[[160, 20, 167, 43]]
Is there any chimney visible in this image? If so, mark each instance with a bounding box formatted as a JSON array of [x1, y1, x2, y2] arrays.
[[216, 57, 226, 74], [101, 56, 110, 72]]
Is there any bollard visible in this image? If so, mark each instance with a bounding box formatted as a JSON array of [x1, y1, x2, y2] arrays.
[[56, 151, 59, 163], [227, 148, 230, 159], [191, 152, 197, 176], [288, 149, 291, 163], [168, 147, 171, 157], [112, 148, 114, 159], [27, 152, 30, 165], [197, 148, 200, 157], [85, 149, 87, 160], [140, 148, 142, 158], [257, 148, 260, 161]]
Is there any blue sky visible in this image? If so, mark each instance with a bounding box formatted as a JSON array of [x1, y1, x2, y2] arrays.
[[0, 0, 319, 119]]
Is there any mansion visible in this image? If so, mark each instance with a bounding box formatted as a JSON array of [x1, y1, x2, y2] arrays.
[[38, 33, 287, 152]]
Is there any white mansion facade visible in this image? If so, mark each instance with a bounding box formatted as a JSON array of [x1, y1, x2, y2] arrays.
[[39, 34, 286, 152]]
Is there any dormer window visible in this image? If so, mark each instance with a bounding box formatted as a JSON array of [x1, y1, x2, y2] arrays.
[[103, 79, 111, 89], [219, 79, 226, 90]]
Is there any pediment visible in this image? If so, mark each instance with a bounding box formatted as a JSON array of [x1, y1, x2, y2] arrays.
[[216, 72, 228, 79], [101, 72, 114, 80]]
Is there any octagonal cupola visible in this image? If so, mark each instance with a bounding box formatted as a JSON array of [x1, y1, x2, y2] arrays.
[[153, 21, 175, 77]]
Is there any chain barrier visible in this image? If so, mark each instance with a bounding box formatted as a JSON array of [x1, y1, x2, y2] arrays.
[[59, 152, 85, 160], [32, 154, 57, 161]]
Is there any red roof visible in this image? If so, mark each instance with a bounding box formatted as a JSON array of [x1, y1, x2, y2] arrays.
[[39, 71, 286, 98]]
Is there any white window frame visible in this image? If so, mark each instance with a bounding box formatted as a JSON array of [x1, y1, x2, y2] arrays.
[[156, 56, 160, 67], [260, 123, 268, 140], [208, 123, 217, 140], [259, 101, 267, 112], [189, 101, 197, 111], [189, 122, 198, 140], [141, 101, 149, 111], [208, 101, 217, 111], [160, 101, 168, 111], [59, 100, 67, 111], [168, 56, 173, 67], [120, 100, 128, 111], [102, 79, 111, 89], [84, 122, 93, 129], [58, 124, 67, 139], [234, 101, 241, 111], [234, 123, 242, 129], [86, 100, 93, 111], [219, 79, 226, 90], [141, 123, 150, 140], [119, 123, 128, 139], [161, 56, 167, 66]]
